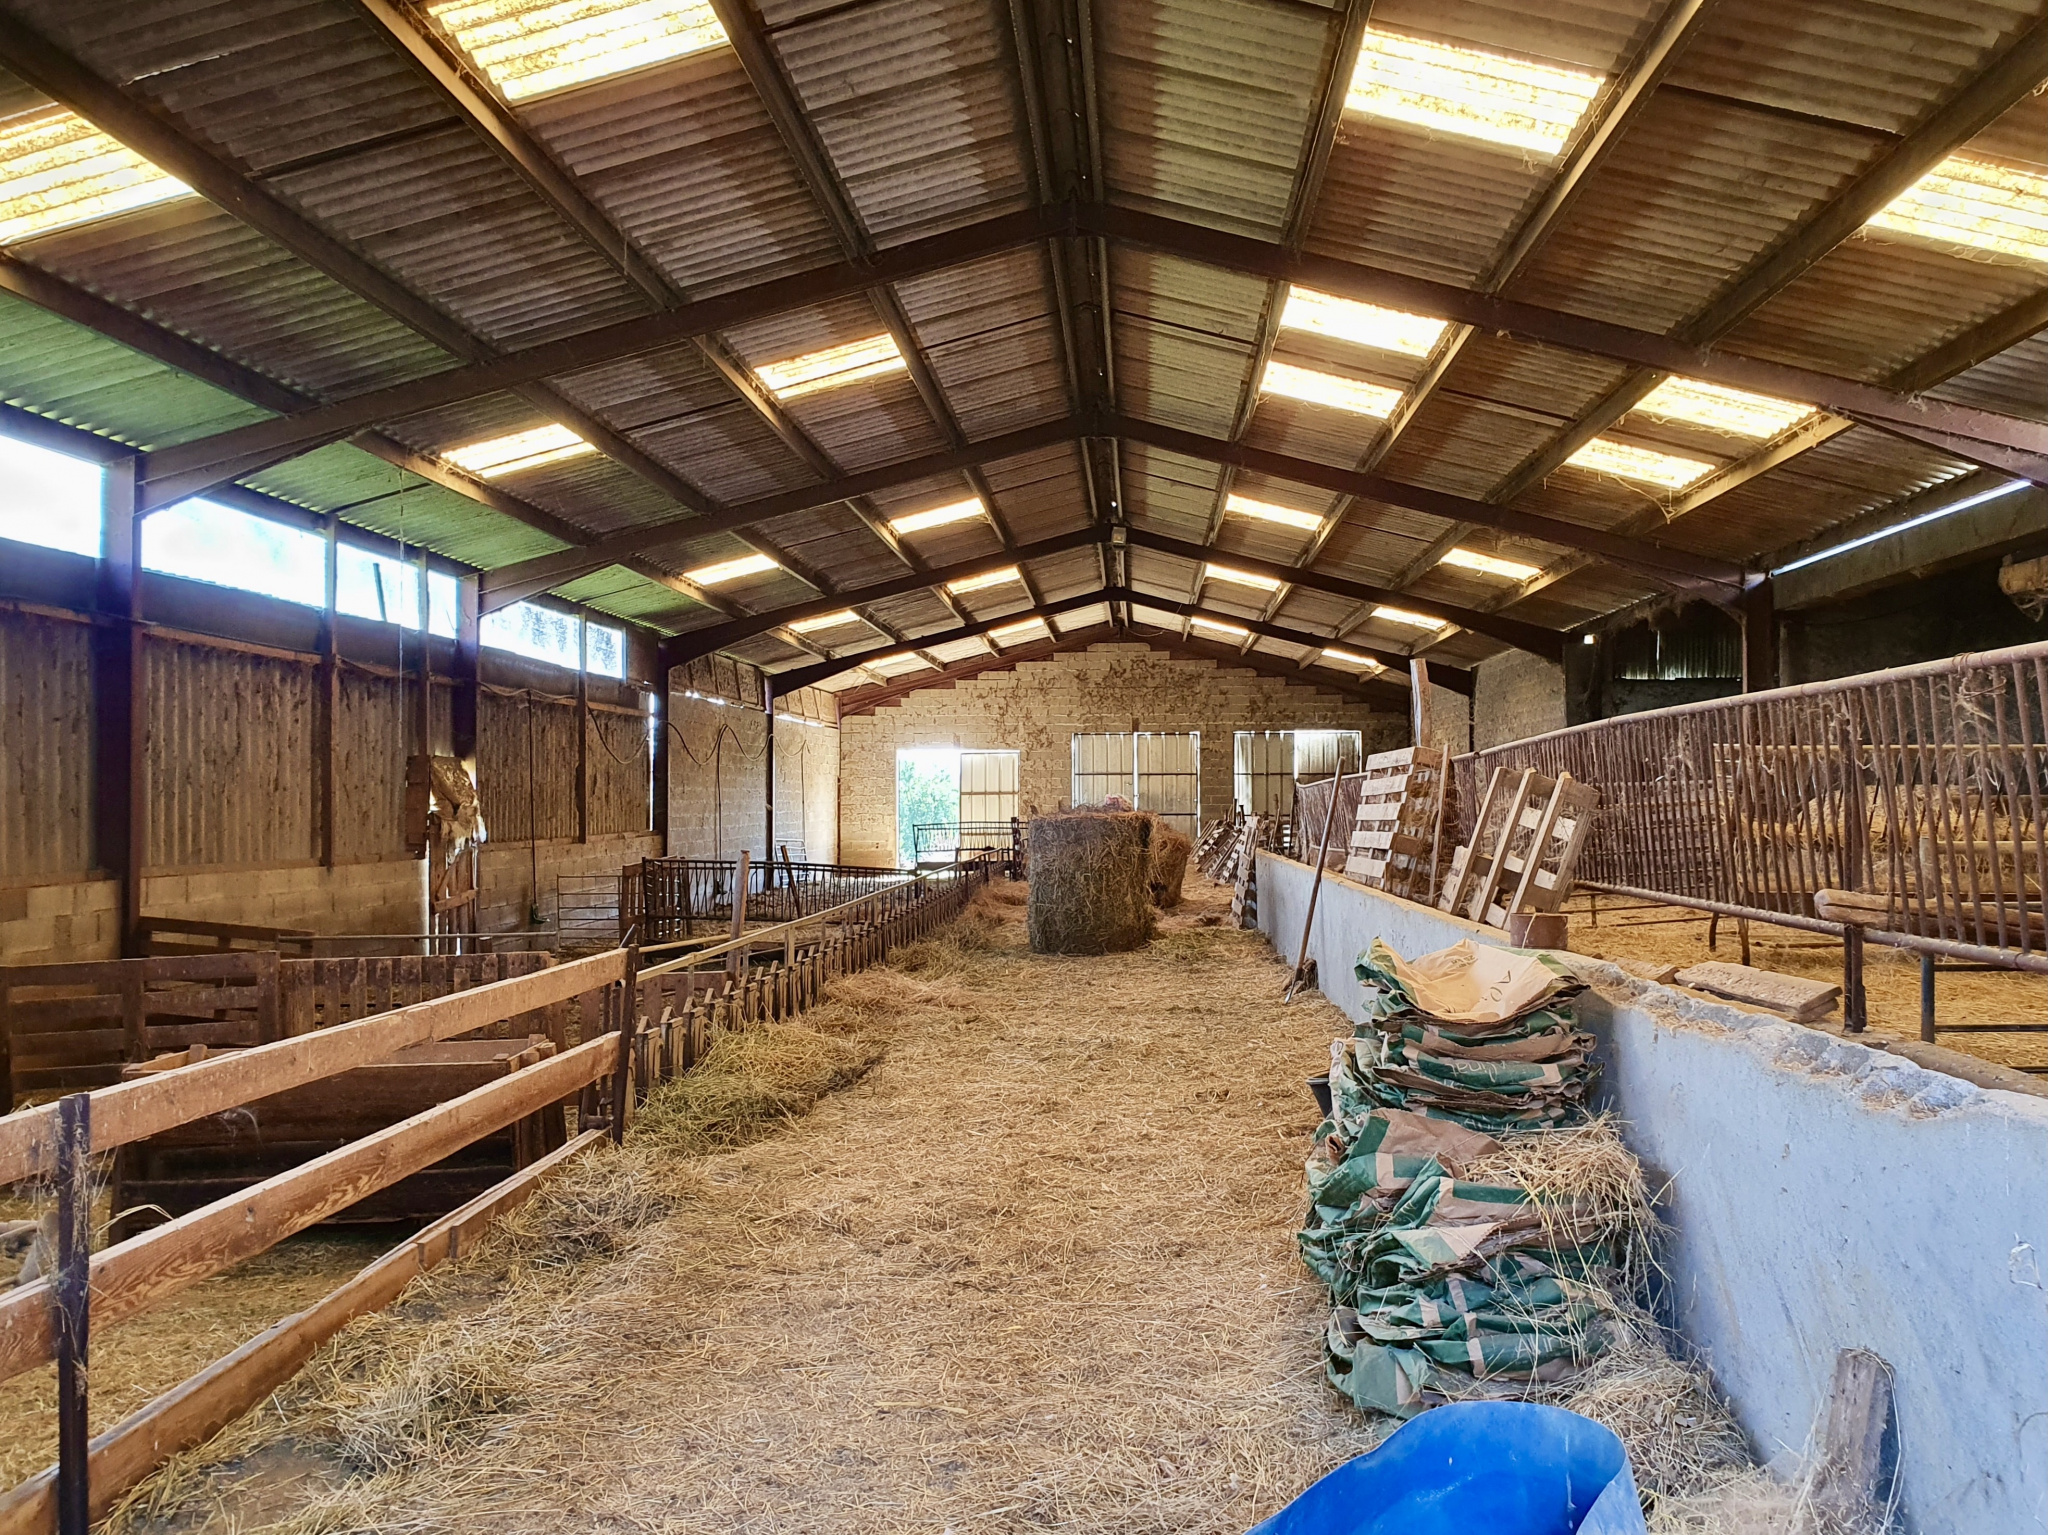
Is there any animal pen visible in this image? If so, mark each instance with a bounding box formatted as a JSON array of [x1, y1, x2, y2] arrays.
[[0, 857, 994, 1532], [1456, 640, 2048, 1055]]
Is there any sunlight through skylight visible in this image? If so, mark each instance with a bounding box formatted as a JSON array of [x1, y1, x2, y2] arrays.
[[1565, 437, 1716, 490], [787, 609, 863, 633], [1371, 605, 1447, 630], [757, 333, 907, 400], [1345, 28, 1603, 157], [443, 423, 597, 478], [946, 566, 1021, 594], [1224, 493, 1324, 533], [1260, 360, 1404, 418], [1320, 648, 1383, 670], [685, 551, 779, 585], [1204, 563, 1281, 592], [1190, 615, 1250, 638], [429, 0, 728, 102], [0, 108, 190, 245], [1280, 286, 1447, 357], [889, 497, 984, 535], [1867, 155, 2048, 266], [1632, 378, 1816, 439], [1440, 547, 1541, 581]]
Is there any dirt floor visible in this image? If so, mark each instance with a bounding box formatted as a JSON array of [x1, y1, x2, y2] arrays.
[[1559, 889, 2048, 1076], [101, 880, 1392, 1534]]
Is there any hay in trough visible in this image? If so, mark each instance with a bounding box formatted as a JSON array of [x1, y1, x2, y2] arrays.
[[1146, 818, 1193, 909], [1027, 810, 1155, 954]]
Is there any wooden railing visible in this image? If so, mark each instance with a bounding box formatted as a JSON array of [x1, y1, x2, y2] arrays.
[[0, 853, 994, 1534]]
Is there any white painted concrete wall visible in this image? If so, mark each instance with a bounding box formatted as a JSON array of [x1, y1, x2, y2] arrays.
[[1257, 852, 2048, 1535]]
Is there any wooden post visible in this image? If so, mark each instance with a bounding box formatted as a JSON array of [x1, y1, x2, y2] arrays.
[[54, 1092, 91, 1535], [1409, 658, 1433, 752], [1742, 579, 1777, 693], [727, 848, 750, 979], [317, 514, 338, 868], [94, 458, 147, 957], [610, 946, 639, 1147]]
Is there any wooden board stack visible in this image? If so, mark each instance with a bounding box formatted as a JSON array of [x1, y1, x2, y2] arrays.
[[1343, 747, 1446, 903], [1673, 960, 1841, 1021]]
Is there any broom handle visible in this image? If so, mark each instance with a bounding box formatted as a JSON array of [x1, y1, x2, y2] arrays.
[[1286, 774, 1346, 1001]]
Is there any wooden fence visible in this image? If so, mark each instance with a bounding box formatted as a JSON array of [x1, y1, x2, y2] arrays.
[[0, 855, 992, 1534]]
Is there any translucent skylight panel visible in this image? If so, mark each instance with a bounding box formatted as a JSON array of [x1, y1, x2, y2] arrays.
[[585, 622, 625, 678], [337, 544, 464, 634], [787, 609, 863, 633], [1320, 648, 1383, 670], [1345, 28, 1602, 157], [686, 551, 779, 585], [1224, 493, 1323, 533], [989, 616, 1049, 643], [143, 501, 325, 608], [866, 652, 932, 676], [1280, 287, 1447, 357], [1372, 605, 1447, 630], [0, 432, 102, 556], [443, 423, 596, 478], [1190, 615, 1249, 638], [1632, 378, 1816, 439], [482, 600, 581, 667], [946, 566, 1019, 594], [0, 108, 191, 245], [757, 333, 906, 399], [889, 497, 983, 535], [1867, 155, 2048, 266], [1565, 438, 1715, 490], [1260, 360, 1404, 419], [429, 0, 728, 103], [1440, 547, 1541, 581], [1204, 562, 1281, 591]]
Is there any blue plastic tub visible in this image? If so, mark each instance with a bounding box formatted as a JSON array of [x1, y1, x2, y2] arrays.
[[1248, 1402, 1646, 1535]]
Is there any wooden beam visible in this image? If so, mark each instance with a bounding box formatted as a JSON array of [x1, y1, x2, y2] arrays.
[[0, 1034, 617, 1385], [0, 951, 626, 1187], [0, 1130, 604, 1535]]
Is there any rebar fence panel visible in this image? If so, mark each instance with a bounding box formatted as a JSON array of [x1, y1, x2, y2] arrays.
[[634, 858, 913, 942], [1456, 640, 2048, 960], [911, 820, 1025, 873]]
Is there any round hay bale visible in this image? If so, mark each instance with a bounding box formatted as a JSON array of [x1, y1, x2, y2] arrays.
[[1146, 821, 1192, 909], [1027, 811, 1154, 954]]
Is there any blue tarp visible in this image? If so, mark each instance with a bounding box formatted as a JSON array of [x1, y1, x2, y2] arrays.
[[1247, 1402, 1646, 1535]]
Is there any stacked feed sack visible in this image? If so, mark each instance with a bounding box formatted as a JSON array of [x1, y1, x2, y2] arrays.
[[1026, 811, 1155, 954], [1338, 938, 1595, 1134], [1298, 941, 1656, 1423]]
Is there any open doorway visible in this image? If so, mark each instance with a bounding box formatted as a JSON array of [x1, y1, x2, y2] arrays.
[[896, 748, 1021, 866]]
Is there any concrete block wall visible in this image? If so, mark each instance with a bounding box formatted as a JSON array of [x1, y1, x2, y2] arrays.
[[836, 644, 1406, 867], [0, 877, 122, 965], [1472, 650, 1567, 751], [480, 830, 662, 931], [665, 689, 841, 864], [1256, 854, 2048, 1535]]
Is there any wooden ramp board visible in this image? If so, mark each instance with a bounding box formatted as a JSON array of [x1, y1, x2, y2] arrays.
[[1231, 817, 1263, 929], [1673, 961, 1841, 1021], [1342, 747, 1445, 903]]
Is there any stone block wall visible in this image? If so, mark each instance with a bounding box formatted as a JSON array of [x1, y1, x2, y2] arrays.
[[1473, 650, 1567, 751], [836, 644, 1406, 867]]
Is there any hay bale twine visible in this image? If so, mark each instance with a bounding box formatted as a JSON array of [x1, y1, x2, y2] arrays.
[[1146, 820, 1192, 909], [1027, 811, 1154, 954]]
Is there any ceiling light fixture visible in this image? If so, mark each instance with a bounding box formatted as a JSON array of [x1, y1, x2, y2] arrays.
[[1224, 492, 1325, 532], [1260, 360, 1404, 418], [428, 0, 728, 102], [685, 552, 779, 585], [1440, 547, 1541, 581], [1372, 605, 1447, 630], [0, 108, 190, 245], [1204, 562, 1282, 591], [443, 423, 597, 478], [1344, 27, 1603, 157], [946, 566, 1020, 594], [1632, 377, 1816, 439], [1565, 437, 1716, 490], [756, 333, 906, 400], [888, 497, 984, 535], [1280, 286, 1447, 357], [1867, 154, 2048, 266]]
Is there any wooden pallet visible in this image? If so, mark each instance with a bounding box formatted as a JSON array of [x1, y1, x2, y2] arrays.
[[1342, 747, 1446, 902], [1470, 772, 1599, 927], [1439, 766, 1522, 918], [1231, 815, 1264, 927]]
